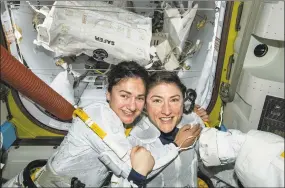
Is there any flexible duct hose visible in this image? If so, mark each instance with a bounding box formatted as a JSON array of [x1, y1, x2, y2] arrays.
[[0, 45, 75, 121]]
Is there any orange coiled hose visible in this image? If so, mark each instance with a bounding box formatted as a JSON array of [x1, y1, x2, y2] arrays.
[[0, 45, 75, 121]]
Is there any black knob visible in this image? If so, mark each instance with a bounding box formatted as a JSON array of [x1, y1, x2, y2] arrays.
[[254, 44, 268, 57], [184, 88, 197, 114]]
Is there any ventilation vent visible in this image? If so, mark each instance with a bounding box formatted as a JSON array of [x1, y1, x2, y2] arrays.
[[258, 95, 285, 138]]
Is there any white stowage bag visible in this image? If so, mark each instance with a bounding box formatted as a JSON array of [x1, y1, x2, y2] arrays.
[[33, 1, 152, 65]]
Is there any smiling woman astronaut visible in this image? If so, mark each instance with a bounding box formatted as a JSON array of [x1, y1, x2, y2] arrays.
[[112, 71, 205, 187]]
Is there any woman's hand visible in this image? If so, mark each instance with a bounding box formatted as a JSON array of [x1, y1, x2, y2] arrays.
[[174, 125, 202, 148], [130, 146, 155, 176], [194, 105, 209, 122]]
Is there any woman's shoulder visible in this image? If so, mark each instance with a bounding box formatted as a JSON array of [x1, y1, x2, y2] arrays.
[[82, 101, 124, 133], [178, 112, 204, 128], [130, 116, 161, 143]]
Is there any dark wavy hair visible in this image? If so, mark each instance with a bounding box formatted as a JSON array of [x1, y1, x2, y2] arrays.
[[147, 71, 186, 97], [107, 61, 149, 92]]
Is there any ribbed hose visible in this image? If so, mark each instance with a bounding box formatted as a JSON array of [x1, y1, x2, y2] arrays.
[[0, 45, 75, 121]]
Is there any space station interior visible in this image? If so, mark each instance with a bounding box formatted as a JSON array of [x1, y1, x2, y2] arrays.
[[0, 0, 284, 187]]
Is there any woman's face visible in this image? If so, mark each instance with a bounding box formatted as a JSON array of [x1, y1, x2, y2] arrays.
[[107, 77, 146, 125], [146, 83, 184, 133]]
